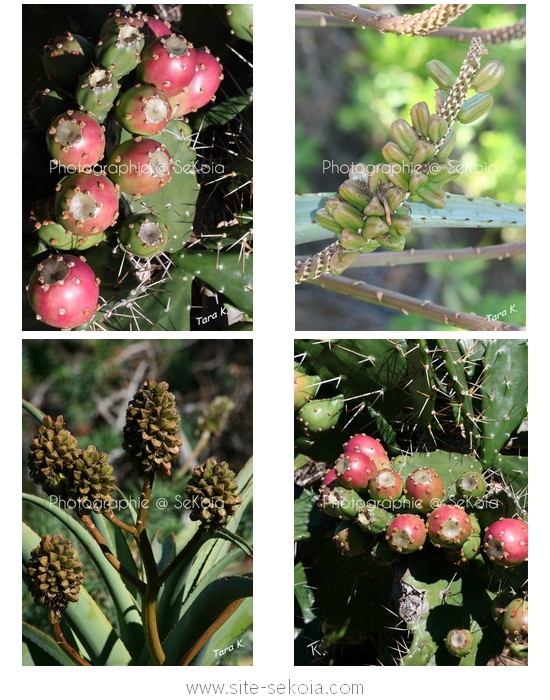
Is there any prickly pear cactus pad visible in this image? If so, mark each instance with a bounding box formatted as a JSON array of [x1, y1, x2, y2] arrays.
[[295, 5, 525, 331], [294, 339, 527, 666], [23, 4, 253, 331]]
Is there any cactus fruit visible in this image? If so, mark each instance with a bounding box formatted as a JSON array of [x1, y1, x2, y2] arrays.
[[76, 68, 120, 124], [186, 457, 242, 528], [502, 598, 528, 644], [356, 504, 393, 534], [28, 88, 72, 131], [99, 9, 145, 42], [333, 522, 368, 556], [322, 469, 338, 487], [445, 629, 474, 658], [144, 15, 173, 39], [294, 365, 320, 410], [107, 138, 173, 196], [483, 518, 528, 567], [115, 84, 171, 135], [456, 471, 486, 500], [169, 49, 223, 117], [404, 468, 446, 513], [225, 5, 253, 42], [118, 213, 168, 258], [26, 254, 100, 330], [137, 34, 197, 97], [26, 534, 84, 620], [296, 395, 345, 433], [386, 514, 426, 554], [70, 445, 117, 511], [427, 504, 471, 549], [55, 172, 119, 236], [344, 434, 391, 470], [368, 468, 403, 503], [46, 111, 105, 169], [27, 415, 79, 497], [335, 452, 377, 491], [96, 23, 145, 78], [460, 513, 481, 560], [123, 380, 183, 477], [317, 485, 365, 520], [42, 33, 95, 92]]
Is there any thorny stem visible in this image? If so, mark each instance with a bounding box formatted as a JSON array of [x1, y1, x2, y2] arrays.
[[178, 599, 246, 666], [301, 6, 526, 44], [135, 474, 165, 666], [78, 512, 145, 594], [50, 614, 92, 666], [102, 509, 138, 537], [306, 275, 523, 331]]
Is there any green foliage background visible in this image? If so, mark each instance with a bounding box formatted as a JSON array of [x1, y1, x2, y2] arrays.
[[295, 4, 525, 330]]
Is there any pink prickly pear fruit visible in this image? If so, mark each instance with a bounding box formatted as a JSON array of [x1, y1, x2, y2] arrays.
[[46, 110, 105, 169], [386, 514, 426, 554], [107, 137, 173, 196], [55, 172, 119, 237], [144, 14, 172, 39], [27, 254, 100, 330], [445, 629, 474, 658], [322, 469, 338, 487], [483, 518, 528, 567], [169, 49, 223, 118], [334, 451, 377, 492], [502, 598, 528, 644], [137, 34, 197, 97], [427, 504, 471, 549], [115, 84, 171, 136], [404, 467, 446, 513], [368, 468, 403, 503], [343, 434, 391, 471]]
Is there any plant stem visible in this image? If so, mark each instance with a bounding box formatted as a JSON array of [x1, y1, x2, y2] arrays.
[[178, 599, 246, 666], [156, 527, 210, 588], [135, 474, 166, 665], [50, 615, 91, 666], [78, 512, 145, 594], [306, 275, 523, 331], [301, 6, 526, 43], [103, 509, 137, 537], [177, 430, 211, 477], [22, 398, 45, 423]]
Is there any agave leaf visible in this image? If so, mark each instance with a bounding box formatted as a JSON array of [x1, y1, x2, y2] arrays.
[[23, 523, 132, 665], [22, 622, 77, 666]]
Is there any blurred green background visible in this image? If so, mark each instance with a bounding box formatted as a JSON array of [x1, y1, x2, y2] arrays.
[[295, 4, 525, 330], [22, 339, 252, 665]]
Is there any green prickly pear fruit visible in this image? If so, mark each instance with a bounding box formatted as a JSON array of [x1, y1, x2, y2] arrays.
[[96, 24, 145, 78], [445, 629, 474, 658], [118, 213, 169, 258], [338, 180, 372, 209], [472, 60, 505, 93], [315, 208, 343, 235], [356, 504, 394, 534], [460, 513, 482, 560], [317, 484, 366, 520], [456, 471, 487, 500], [390, 119, 419, 154], [76, 68, 120, 124], [426, 59, 456, 89], [42, 33, 95, 93], [225, 4, 253, 42], [294, 365, 320, 410], [297, 395, 345, 433], [410, 101, 430, 137], [333, 522, 369, 556], [382, 141, 411, 166], [502, 598, 528, 644], [332, 202, 365, 232], [457, 93, 493, 124]]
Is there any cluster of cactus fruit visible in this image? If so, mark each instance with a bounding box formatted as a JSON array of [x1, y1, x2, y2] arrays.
[[24, 379, 249, 665], [305, 38, 505, 276], [26, 8, 226, 330], [294, 339, 527, 665]]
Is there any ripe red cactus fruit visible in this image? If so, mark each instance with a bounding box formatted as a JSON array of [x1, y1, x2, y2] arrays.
[[427, 504, 471, 549], [502, 598, 528, 644], [334, 451, 377, 492], [445, 629, 474, 658], [385, 514, 426, 554], [27, 254, 100, 330], [169, 49, 223, 118], [137, 34, 197, 97], [55, 172, 119, 236], [483, 518, 528, 567], [144, 14, 172, 39], [115, 84, 171, 135], [343, 434, 391, 470], [46, 110, 105, 169], [322, 469, 338, 487], [368, 468, 403, 503], [107, 138, 173, 196], [404, 467, 446, 513]]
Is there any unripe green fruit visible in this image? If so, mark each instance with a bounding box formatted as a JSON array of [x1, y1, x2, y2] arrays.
[[426, 59, 456, 89], [332, 202, 365, 231], [363, 216, 389, 239], [409, 170, 429, 194], [363, 196, 385, 217], [410, 101, 430, 137], [456, 470, 487, 500], [436, 129, 457, 160], [384, 163, 409, 191], [118, 214, 168, 258], [340, 228, 366, 251], [294, 366, 320, 410], [391, 119, 419, 154], [428, 114, 448, 143], [412, 140, 436, 166], [457, 93, 493, 124], [297, 394, 345, 433], [382, 141, 411, 166], [333, 522, 369, 556], [416, 182, 447, 208], [356, 504, 394, 534], [473, 60, 505, 93], [445, 629, 474, 658], [338, 180, 372, 209], [315, 208, 343, 234]]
